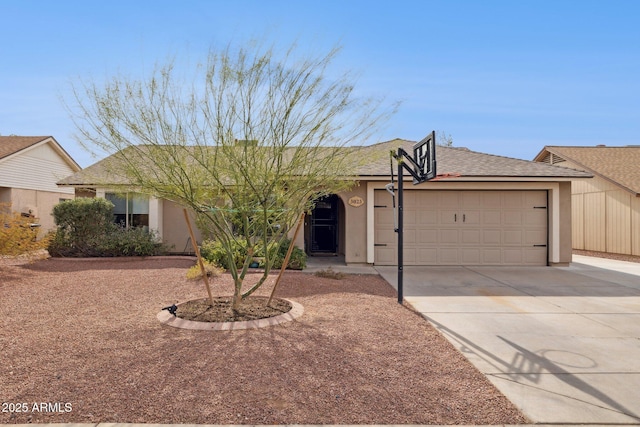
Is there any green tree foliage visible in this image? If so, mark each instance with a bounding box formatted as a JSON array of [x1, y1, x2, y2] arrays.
[[68, 41, 395, 309]]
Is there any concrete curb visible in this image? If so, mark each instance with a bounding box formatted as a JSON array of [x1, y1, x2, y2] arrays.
[[157, 298, 304, 331]]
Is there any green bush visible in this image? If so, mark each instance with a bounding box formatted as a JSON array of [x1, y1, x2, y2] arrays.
[[199, 237, 306, 270], [271, 238, 306, 270], [48, 198, 165, 257], [91, 227, 165, 257], [199, 238, 248, 269], [49, 198, 115, 257]]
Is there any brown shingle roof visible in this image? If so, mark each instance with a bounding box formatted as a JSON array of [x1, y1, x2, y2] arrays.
[[0, 136, 50, 160], [357, 139, 592, 179], [59, 139, 592, 187], [535, 146, 640, 195]]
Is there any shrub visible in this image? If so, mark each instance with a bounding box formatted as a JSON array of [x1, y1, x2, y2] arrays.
[[313, 267, 345, 280], [199, 237, 306, 270], [199, 238, 248, 269], [49, 198, 115, 256], [0, 203, 51, 256], [48, 198, 166, 257], [186, 260, 225, 280], [270, 238, 307, 270], [91, 227, 165, 257]]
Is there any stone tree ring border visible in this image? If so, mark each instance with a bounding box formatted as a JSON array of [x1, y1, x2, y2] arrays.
[[157, 298, 304, 331]]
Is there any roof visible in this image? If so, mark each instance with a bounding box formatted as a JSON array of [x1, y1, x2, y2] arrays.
[[534, 145, 640, 195], [58, 139, 592, 187], [0, 136, 49, 160], [0, 135, 82, 171], [357, 139, 592, 179]]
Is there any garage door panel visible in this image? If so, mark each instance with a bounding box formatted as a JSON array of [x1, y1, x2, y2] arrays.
[[503, 249, 523, 264], [504, 211, 524, 225], [483, 210, 501, 225], [483, 229, 501, 245], [524, 248, 547, 265], [525, 210, 547, 223], [462, 211, 480, 225], [374, 190, 548, 266], [503, 192, 524, 208], [439, 191, 459, 208], [461, 229, 481, 244], [440, 228, 459, 244], [418, 248, 438, 264], [419, 211, 437, 225], [461, 191, 482, 208], [503, 230, 523, 245], [403, 248, 417, 264], [440, 210, 457, 224], [404, 228, 417, 244], [460, 248, 481, 264], [405, 210, 416, 226], [438, 248, 459, 264], [483, 248, 502, 264], [403, 191, 418, 208], [375, 247, 395, 264], [419, 229, 438, 244], [524, 229, 547, 245], [376, 209, 394, 225], [526, 191, 547, 207], [482, 192, 502, 207], [375, 228, 395, 244]]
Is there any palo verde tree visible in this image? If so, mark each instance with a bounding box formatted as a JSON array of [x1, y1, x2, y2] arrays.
[[68, 41, 395, 310]]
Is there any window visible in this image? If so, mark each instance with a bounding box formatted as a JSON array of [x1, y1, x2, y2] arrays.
[[105, 193, 149, 229]]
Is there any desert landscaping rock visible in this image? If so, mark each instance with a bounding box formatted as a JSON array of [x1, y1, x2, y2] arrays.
[[0, 257, 526, 424]]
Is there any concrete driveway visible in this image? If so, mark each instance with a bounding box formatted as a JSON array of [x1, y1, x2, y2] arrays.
[[376, 256, 640, 424]]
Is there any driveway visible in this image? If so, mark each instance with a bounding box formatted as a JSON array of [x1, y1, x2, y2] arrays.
[[376, 256, 640, 424]]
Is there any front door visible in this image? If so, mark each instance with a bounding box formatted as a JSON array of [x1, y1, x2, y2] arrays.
[[310, 195, 339, 254]]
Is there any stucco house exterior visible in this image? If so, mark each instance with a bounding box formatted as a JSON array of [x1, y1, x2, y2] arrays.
[[1, 136, 81, 234], [534, 145, 640, 256], [58, 139, 591, 266]]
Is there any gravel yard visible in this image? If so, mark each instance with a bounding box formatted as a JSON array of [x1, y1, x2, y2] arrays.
[[0, 257, 526, 424]]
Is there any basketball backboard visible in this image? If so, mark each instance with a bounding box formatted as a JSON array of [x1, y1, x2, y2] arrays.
[[412, 130, 436, 183]]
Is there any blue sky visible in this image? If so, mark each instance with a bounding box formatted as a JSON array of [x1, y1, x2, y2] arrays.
[[1, 0, 639, 167]]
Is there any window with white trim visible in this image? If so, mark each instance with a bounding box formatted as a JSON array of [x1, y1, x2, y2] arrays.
[[105, 192, 149, 229]]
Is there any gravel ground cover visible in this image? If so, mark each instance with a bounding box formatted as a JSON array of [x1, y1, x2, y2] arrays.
[[573, 249, 640, 263], [0, 257, 526, 425]]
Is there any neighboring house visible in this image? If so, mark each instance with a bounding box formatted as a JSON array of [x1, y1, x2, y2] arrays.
[[58, 139, 591, 266], [534, 145, 640, 256], [1, 136, 81, 234]]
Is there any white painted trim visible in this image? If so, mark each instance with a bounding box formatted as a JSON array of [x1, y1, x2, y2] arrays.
[[149, 197, 163, 238], [551, 182, 560, 264], [366, 182, 376, 264], [360, 176, 582, 182]]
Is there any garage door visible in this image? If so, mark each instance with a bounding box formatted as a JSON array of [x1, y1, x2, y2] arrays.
[[374, 190, 548, 266]]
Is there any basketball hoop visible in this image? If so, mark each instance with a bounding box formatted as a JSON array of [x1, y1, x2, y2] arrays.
[[388, 131, 438, 305]]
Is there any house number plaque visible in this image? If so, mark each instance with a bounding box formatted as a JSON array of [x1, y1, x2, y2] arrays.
[[348, 196, 364, 208]]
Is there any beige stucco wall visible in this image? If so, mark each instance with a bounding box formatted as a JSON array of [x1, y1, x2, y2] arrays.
[[7, 188, 74, 236], [557, 181, 573, 265], [162, 200, 203, 253], [338, 183, 368, 264]]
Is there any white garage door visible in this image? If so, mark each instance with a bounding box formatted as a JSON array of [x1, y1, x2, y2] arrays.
[[374, 190, 548, 266]]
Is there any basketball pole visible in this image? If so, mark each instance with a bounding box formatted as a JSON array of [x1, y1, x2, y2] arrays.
[[397, 152, 404, 305], [392, 131, 436, 305]]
